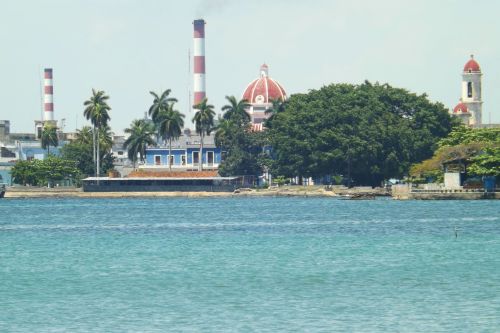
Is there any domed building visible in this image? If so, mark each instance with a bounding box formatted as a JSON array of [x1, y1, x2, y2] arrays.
[[242, 64, 287, 130], [452, 100, 471, 125], [451, 55, 483, 127]]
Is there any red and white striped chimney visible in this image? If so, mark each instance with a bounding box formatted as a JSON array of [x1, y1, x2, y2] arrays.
[[44, 68, 54, 121], [193, 19, 206, 106]]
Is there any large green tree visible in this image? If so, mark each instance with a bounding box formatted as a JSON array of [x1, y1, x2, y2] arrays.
[[11, 156, 80, 187], [215, 97, 264, 177], [193, 98, 215, 171], [123, 119, 156, 168], [83, 89, 111, 178], [267, 81, 459, 186]]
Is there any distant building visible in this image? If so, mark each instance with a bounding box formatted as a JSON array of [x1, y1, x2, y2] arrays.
[[0, 162, 14, 185], [0, 120, 10, 143], [143, 133, 221, 170], [242, 64, 287, 131], [111, 135, 128, 165], [451, 55, 483, 127]]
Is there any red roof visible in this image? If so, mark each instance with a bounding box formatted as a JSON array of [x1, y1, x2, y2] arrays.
[[463, 55, 480, 72], [453, 102, 469, 114], [242, 64, 287, 104]]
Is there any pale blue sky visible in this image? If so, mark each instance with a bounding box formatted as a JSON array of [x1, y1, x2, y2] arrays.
[[1, 0, 499, 134]]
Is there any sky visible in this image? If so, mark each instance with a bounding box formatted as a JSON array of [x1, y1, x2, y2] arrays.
[[1, 0, 500, 135]]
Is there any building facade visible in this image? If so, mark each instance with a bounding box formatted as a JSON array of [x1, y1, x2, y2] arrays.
[[143, 134, 222, 170]]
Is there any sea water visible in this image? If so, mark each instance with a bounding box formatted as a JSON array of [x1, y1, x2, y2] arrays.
[[1, 197, 499, 332]]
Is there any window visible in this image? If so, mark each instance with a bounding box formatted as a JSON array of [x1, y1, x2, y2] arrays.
[[169, 155, 174, 166], [154, 155, 161, 165], [118, 151, 124, 156], [467, 82, 473, 98], [181, 155, 186, 165], [193, 151, 199, 165], [207, 151, 214, 166]]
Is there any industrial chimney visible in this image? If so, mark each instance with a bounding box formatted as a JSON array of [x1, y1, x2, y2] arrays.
[[44, 68, 54, 122], [193, 19, 206, 107]]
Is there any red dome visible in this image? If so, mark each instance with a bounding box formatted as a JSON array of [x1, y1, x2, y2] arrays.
[[463, 55, 480, 72], [242, 64, 287, 104], [453, 102, 469, 114]]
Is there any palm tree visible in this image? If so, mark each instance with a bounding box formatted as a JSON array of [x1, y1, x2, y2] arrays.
[[148, 89, 178, 123], [157, 104, 185, 171], [214, 117, 233, 147], [74, 126, 94, 146], [193, 98, 215, 171], [41, 124, 58, 155], [83, 89, 111, 179], [97, 125, 114, 154], [221, 96, 251, 124], [124, 119, 156, 168]]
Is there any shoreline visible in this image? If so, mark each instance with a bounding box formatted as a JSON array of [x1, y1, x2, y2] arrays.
[[2, 186, 371, 199]]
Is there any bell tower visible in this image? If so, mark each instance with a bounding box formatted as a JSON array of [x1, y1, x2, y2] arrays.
[[461, 55, 482, 126]]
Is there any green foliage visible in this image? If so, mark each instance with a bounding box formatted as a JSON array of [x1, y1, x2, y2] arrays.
[[468, 147, 500, 177], [11, 156, 80, 186], [157, 105, 185, 171], [410, 127, 500, 180], [41, 124, 58, 154], [83, 89, 112, 177], [221, 96, 251, 124], [193, 98, 216, 171], [267, 81, 457, 186], [274, 175, 286, 187], [60, 141, 95, 176], [215, 96, 264, 176], [193, 98, 215, 137], [61, 126, 115, 176], [439, 127, 500, 147], [123, 119, 156, 167], [157, 105, 185, 142], [148, 89, 177, 123], [332, 175, 343, 185], [84, 89, 111, 128]]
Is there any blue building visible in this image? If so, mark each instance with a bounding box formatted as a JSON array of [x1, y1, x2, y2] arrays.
[[143, 133, 222, 170]]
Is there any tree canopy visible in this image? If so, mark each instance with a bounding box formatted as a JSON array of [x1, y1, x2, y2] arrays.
[[11, 156, 80, 186], [60, 126, 114, 177], [215, 96, 265, 177], [411, 127, 500, 180], [266, 81, 459, 186]]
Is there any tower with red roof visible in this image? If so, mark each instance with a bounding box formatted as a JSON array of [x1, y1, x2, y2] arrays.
[[452, 55, 482, 127]]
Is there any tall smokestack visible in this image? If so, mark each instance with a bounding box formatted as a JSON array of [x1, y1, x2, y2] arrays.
[[43, 68, 54, 121], [193, 19, 206, 107]]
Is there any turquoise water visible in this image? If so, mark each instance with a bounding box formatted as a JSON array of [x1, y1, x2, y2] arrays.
[[1, 197, 500, 332]]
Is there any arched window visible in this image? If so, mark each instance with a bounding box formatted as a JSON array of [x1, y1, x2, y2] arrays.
[[467, 82, 473, 98]]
